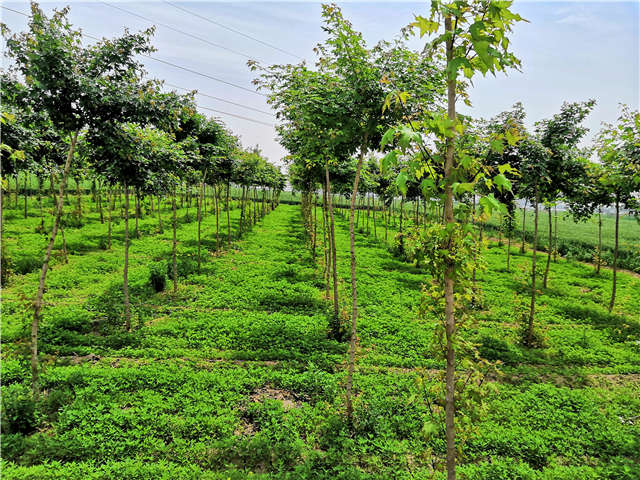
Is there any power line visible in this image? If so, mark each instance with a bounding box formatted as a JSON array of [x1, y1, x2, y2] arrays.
[[162, 0, 303, 61], [1, 4, 275, 127], [143, 55, 266, 97], [100, 1, 254, 61], [165, 82, 274, 117], [197, 106, 275, 127], [1, 5, 267, 99]]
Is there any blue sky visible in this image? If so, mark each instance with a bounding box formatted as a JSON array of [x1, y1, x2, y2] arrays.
[[2, 1, 638, 165]]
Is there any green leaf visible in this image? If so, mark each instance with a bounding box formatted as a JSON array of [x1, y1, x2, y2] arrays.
[[380, 127, 395, 148], [381, 150, 398, 173], [493, 173, 512, 192], [472, 40, 492, 69], [396, 171, 408, 195], [411, 15, 439, 37]]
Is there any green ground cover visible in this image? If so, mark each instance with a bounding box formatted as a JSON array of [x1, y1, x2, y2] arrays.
[[2, 203, 639, 479]]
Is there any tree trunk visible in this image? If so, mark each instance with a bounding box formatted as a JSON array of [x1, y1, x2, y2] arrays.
[[240, 186, 246, 236], [543, 206, 552, 288], [215, 184, 220, 250], [226, 182, 231, 245], [24, 173, 28, 219], [322, 187, 330, 299], [75, 177, 82, 220], [553, 206, 558, 263], [596, 207, 602, 274], [134, 189, 140, 239], [346, 137, 367, 422], [520, 199, 528, 254], [123, 182, 131, 331], [172, 189, 178, 294], [443, 19, 458, 480], [609, 197, 619, 313], [312, 193, 317, 261], [60, 225, 68, 264], [157, 195, 163, 233], [98, 181, 104, 224], [197, 181, 203, 272], [325, 163, 339, 323], [108, 189, 113, 249], [31, 130, 78, 399], [527, 186, 540, 346]]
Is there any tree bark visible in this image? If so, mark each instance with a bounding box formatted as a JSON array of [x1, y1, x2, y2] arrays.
[[108, 189, 113, 249], [520, 199, 528, 254], [172, 189, 178, 293], [24, 173, 28, 219], [123, 182, 131, 331], [325, 163, 339, 323], [596, 207, 602, 274], [197, 181, 203, 272], [226, 182, 231, 245], [527, 186, 540, 346], [609, 197, 619, 312], [443, 18, 457, 480], [543, 206, 552, 288], [31, 130, 78, 399], [215, 184, 220, 250], [346, 136, 367, 422]]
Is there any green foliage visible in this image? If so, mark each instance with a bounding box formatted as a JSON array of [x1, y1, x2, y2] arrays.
[[1, 383, 37, 435], [149, 262, 166, 293]]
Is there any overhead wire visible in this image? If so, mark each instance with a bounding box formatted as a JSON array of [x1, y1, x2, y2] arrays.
[[100, 1, 254, 60], [0, 4, 275, 127], [162, 0, 303, 61]]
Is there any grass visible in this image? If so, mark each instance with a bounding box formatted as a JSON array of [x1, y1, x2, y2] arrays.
[[1, 200, 639, 479]]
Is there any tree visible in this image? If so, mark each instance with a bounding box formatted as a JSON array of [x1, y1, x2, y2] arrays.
[[382, 2, 524, 477], [535, 100, 595, 288], [596, 105, 640, 312], [3, 3, 169, 397]]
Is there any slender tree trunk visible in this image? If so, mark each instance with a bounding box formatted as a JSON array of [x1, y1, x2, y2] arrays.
[[322, 187, 330, 299], [98, 181, 104, 224], [60, 225, 68, 264], [543, 206, 552, 288], [134, 189, 140, 239], [346, 137, 367, 422], [75, 177, 82, 220], [373, 196, 377, 239], [520, 199, 528, 254], [31, 131, 78, 399], [325, 163, 339, 323], [609, 197, 619, 313], [240, 186, 246, 236], [157, 195, 163, 233], [443, 20, 457, 480], [197, 181, 203, 272], [312, 193, 317, 261], [172, 189, 178, 293], [123, 182, 131, 331], [553, 206, 558, 263], [108, 189, 113, 249], [596, 208, 602, 274], [24, 174, 28, 219], [226, 182, 231, 245], [215, 184, 220, 250], [527, 185, 540, 346]]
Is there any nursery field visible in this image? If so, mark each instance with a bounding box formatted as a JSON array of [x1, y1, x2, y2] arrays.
[[2, 201, 639, 480]]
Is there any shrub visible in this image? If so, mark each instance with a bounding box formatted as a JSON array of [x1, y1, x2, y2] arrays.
[[478, 335, 523, 365], [1, 383, 37, 435], [149, 263, 167, 292]]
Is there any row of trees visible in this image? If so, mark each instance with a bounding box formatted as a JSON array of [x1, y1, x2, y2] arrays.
[[253, 2, 639, 479], [0, 3, 285, 399]]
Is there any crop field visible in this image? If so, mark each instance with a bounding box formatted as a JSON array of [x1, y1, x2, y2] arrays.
[[2, 199, 639, 480]]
